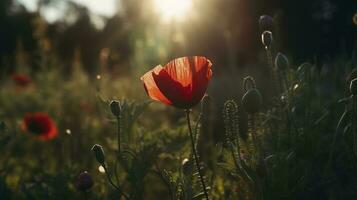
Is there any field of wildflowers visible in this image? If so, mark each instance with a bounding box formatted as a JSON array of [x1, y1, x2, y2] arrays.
[[1, 1, 357, 199]]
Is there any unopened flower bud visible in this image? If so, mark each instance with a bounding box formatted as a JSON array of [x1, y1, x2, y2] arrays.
[[110, 100, 121, 117], [259, 15, 274, 31], [91, 144, 105, 165], [75, 171, 94, 191], [261, 31, 273, 48], [350, 78, 357, 95], [242, 89, 263, 114], [275, 52, 289, 71]]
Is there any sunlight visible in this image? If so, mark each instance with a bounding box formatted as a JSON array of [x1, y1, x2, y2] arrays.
[[154, 0, 193, 23]]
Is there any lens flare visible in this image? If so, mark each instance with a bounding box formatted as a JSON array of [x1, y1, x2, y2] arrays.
[[154, 0, 193, 23]]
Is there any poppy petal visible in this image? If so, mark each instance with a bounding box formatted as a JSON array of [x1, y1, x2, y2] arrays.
[[155, 56, 212, 108], [141, 65, 172, 106], [141, 56, 213, 109], [152, 69, 191, 108]]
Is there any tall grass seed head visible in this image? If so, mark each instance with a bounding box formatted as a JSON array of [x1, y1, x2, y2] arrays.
[[242, 89, 263, 113], [350, 78, 357, 95], [91, 144, 106, 165], [110, 100, 121, 117], [275, 52, 289, 71], [261, 31, 273, 48], [75, 171, 94, 191], [259, 15, 274, 31]]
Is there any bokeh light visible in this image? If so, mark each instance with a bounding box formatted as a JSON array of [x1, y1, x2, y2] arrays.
[[98, 165, 106, 173]]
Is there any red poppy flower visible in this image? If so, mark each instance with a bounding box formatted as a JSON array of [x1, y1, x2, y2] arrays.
[[11, 73, 31, 87], [22, 112, 58, 140], [141, 56, 213, 109]]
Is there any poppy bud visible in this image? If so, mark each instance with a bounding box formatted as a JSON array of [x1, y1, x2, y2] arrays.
[[261, 31, 273, 48], [242, 89, 263, 114], [91, 144, 105, 165], [75, 171, 94, 191], [350, 78, 357, 95], [110, 100, 121, 117], [275, 53, 289, 71], [259, 15, 274, 31]]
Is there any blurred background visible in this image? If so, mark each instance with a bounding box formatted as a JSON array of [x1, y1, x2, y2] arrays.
[[1, 0, 356, 72]]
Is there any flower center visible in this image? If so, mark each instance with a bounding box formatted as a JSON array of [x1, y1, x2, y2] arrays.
[[27, 120, 48, 135]]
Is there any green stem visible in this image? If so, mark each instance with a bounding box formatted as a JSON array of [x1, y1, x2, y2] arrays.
[[117, 117, 121, 153], [353, 96, 357, 158], [103, 164, 129, 200], [83, 191, 88, 200], [186, 109, 210, 200], [266, 48, 279, 95], [324, 108, 347, 175]]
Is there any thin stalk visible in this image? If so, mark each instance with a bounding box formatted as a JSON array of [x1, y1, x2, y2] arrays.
[[282, 70, 299, 139], [353, 96, 357, 158], [83, 191, 88, 200], [117, 117, 121, 153], [248, 114, 261, 159], [324, 108, 347, 175], [186, 109, 210, 200], [115, 116, 121, 186], [103, 165, 129, 200], [266, 48, 280, 95]]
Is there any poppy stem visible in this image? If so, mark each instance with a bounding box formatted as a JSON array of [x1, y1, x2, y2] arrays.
[[116, 117, 121, 153], [185, 109, 210, 200], [103, 164, 129, 200], [83, 191, 88, 200]]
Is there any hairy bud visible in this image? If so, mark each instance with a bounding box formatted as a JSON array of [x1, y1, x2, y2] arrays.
[[110, 100, 121, 117], [275, 52, 289, 71], [91, 144, 105, 165], [242, 89, 263, 114], [259, 15, 274, 31], [261, 31, 273, 48]]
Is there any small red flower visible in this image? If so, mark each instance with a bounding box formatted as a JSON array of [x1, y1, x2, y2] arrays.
[[22, 112, 58, 140], [11, 73, 31, 87], [141, 56, 213, 109]]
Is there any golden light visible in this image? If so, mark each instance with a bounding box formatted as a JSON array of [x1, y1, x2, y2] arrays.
[[65, 129, 71, 135], [98, 165, 106, 173], [154, 0, 193, 23]]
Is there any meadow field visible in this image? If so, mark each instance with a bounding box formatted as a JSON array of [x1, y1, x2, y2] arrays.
[[0, 0, 357, 199]]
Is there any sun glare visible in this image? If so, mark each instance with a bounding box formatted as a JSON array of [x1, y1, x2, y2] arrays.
[[154, 0, 193, 23]]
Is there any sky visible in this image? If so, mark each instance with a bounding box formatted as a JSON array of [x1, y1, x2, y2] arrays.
[[16, 0, 118, 23]]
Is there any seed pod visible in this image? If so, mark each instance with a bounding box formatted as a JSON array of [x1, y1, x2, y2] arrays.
[[261, 31, 273, 48], [259, 15, 274, 31], [350, 78, 357, 95], [110, 100, 121, 117], [275, 52, 289, 71], [242, 89, 263, 114], [75, 171, 94, 191], [91, 144, 105, 165]]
